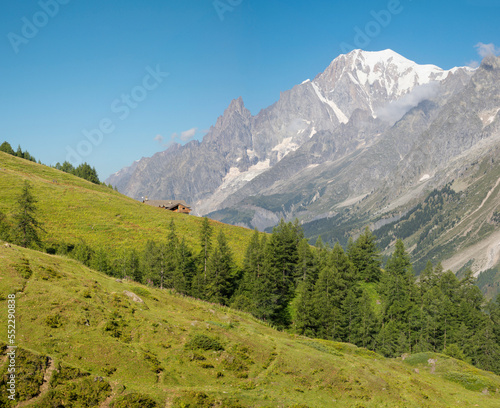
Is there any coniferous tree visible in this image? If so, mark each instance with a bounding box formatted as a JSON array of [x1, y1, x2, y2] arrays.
[[205, 231, 235, 304], [177, 238, 195, 294], [0, 211, 11, 242], [0, 141, 15, 155], [74, 163, 100, 184], [142, 240, 168, 288], [312, 259, 346, 340], [297, 238, 316, 283], [199, 217, 213, 283], [127, 249, 142, 282], [378, 240, 418, 356], [73, 240, 94, 266], [357, 289, 379, 349], [231, 230, 264, 312], [347, 226, 382, 282], [293, 237, 321, 335], [257, 219, 302, 328], [13, 180, 44, 248], [293, 276, 317, 336], [313, 236, 330, 273], [163, 219, 185, 292], [91, 249, 111, 275]]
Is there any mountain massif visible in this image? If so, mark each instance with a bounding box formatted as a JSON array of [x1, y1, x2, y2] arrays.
[[107, 50, 500, 289]]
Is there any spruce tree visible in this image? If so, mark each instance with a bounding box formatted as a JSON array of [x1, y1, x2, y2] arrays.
[[177, 238, 195, 294], [0, 141, 15, 155], [232, 229, 264, 312], [199, 217, 213, 283], [205, 231, 235, 305], [0, 211, 11, 242], [13, 180, 44, 248], [258, 219, 302, 327], [347, 226, 382, 282], [312, 261, 346, 341], [378, 240, 418, 355], [163, 219, 185, 292]]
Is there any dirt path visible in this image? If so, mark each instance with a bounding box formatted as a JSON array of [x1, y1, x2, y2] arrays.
[[17, 357, 55, 407]]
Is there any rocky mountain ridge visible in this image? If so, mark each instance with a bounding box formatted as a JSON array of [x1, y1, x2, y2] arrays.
[[106, 51, 500, 283], [107, 49, 472, 214]]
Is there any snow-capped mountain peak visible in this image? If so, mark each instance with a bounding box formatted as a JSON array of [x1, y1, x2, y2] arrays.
[[310, 49, 468, 119]]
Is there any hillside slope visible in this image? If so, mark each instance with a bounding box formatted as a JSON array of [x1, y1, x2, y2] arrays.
[[0, 152, 256, 264], [1, 244, 500, 407]]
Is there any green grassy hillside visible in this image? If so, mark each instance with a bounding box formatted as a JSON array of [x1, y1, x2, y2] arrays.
[[1, 244, 499, 407], [0, 152, 256, 263]]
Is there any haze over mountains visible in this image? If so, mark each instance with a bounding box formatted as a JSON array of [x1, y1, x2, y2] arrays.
[[107, 49, 500, 282]]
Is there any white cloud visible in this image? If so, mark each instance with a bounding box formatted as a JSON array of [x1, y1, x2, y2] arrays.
[[375, 82, 440, 125], [168, 127, 198, 144], [180, 127, 197, 141], [154, 134, 164, 144], [475, 42, 500, 58], [467, 60, 480, 69]]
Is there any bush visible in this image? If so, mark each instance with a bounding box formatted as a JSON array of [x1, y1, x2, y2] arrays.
[[443, 371, 496, 392], [184, 334, 224, 351], [172, 392, 245, 408], [129, 286, 150, 298], [40, 377, 111, 407], [0, 348, 48, 402], [45, 313, 63, 328], [111, 392, 157, 408], [50, 363, 90, 387], [443, 344, 467, 362], [15, 259, 32, 279]]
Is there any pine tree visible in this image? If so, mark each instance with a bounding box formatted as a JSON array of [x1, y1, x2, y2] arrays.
[[163, 219, 185, 292], [378, 240, 418, 356], [297, 238, 316, 283], [199, 217, 213, 283], [258, 219, 302, 328], [142, 240, 168, 288], [177, 238, 195, 294], [293, 277, 317, 337], [13, 180, 44, 248], [205, 231, 235, 305], [347, 226, 382, 282], [127, 249, 142, 282], [312, 262, 346, 341], [0, 210, 11, 242], [231, 230, 264, 312], [0, 141, 15, 155], [357, 289, 379, 349], [74, 163, 100, 184]]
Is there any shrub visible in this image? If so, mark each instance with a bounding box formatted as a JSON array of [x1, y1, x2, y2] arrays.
[[15, 259, 32, 279], [184, 334, 224, 351], [45, 313, 63, 328], [39, 377, 111, 407], [111, 392, 157, 408], [50, 363, 90, 387]]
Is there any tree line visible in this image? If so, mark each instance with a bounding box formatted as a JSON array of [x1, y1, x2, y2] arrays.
[[1, 141, 114, 188], [56, 218, 500, 375], [2, 181, 499, 375]]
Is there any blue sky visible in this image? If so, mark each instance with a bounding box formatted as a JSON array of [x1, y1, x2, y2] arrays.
[[1, 0, 499, 180]]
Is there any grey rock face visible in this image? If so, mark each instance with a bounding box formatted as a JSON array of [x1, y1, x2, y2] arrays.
[[107, 50, 479, 227]]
